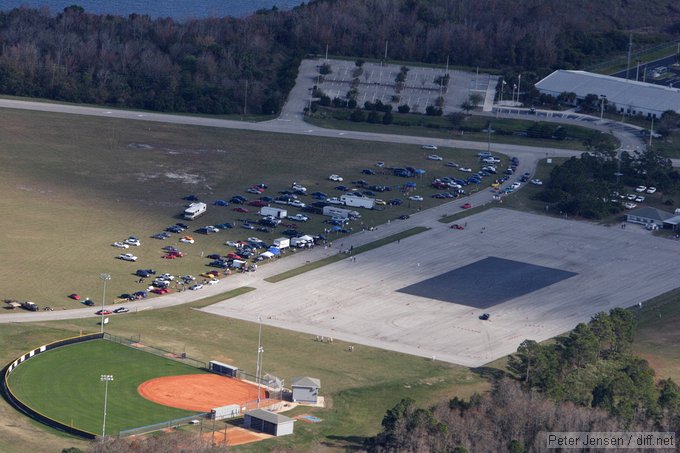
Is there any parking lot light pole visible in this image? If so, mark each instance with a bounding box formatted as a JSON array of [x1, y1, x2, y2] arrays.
[[600, 95, 607, 121], [100, 273, 111, 334], [100, 374, 113, 439]]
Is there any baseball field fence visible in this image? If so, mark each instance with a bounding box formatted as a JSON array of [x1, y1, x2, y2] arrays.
[[118, 413, 210, 437], [104, 332, 207, 370], [1, 332, 103, 439]]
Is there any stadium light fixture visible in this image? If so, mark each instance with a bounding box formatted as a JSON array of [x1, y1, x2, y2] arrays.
[[100, 374, 114, 439]]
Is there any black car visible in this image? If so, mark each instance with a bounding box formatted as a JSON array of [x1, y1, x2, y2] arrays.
[[215, 222, 233, 229], [183, 195, 199, 202], [83, 299, 95, 306], [389, 198, 403, 206], [166, 225, 184, 233], [281, 229, 299, 237], [260, 196, 274, 202], [335, 185, 349, 191], [230, 196, 246, 204], [362, 169, 376, 175], [479, 313, 490, 320], [311, 201, 329, 208], [136, 269, 156, 277], [162, 246, 179, 252], [151, 232, 171, 240], [399, 214, 410, 220], [257, 227, 271, 233], [176, 223, 189, 229], [119, 293, 134, 301], [207, 253, 222, 260]]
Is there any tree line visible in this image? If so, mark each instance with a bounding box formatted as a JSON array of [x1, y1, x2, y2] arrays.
[[536, 149, 680, 218], [0, 0, 679, 114], [369, 308, 680, 452]]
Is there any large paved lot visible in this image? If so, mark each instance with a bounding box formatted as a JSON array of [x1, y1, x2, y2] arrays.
[[203, 209, 680, 367]]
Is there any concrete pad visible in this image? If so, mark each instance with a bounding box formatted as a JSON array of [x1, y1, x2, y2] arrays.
[[201, 209, 680, 367]]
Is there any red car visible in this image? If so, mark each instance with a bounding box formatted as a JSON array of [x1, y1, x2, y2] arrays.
[[233, 207, 249, 213], [249, 200, 267, 207], [95, 309, 112, 315], [68, 293, 81, 300], [162, 254, 178, 259], [461, 203, 472, 209], [227, 253, 242, 260], [450, 224, 465, 230], [151, 288, 171, 295]]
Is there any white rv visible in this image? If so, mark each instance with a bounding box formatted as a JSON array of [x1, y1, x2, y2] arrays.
[[184, 202, 207, 220], [341, 194, 375, 209]]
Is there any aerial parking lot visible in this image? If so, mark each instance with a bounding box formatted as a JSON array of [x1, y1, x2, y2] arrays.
[[203, 208, 680, 367]]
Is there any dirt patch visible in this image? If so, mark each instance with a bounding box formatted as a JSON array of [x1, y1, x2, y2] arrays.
[[204, 427, 270, 446], [138, 374, 267, 412]]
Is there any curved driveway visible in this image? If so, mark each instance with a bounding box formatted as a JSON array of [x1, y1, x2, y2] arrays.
[[0, 72, 650, 323]]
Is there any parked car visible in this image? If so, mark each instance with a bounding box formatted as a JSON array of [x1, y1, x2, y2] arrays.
[[530, 179, 543, 185], [458, 167, 472, 172], [646, 187, 657, 194], [635, 186, 647, 193], [112, 241, 129, 249], [118, 253, 138, 262], [113, 307, 129, 314], [180, 236, 195, 244], [329, 174, 344, 182], [233, 207, 249, 213], [151, 232, 171, 240], [362, 169, 376, 175], [408, 195, 424, 201], [421, 144, 438, 150], [189, 284, 204, 291], [450, 224, 465, 230], [288, 214, 309, 222], [83, 298, 95, 306], [166, 225, 184, 233], [398, 214, 410, 220], [68, 293, 81, 300], [479, 313, 490, 320], [124, 236, 141, 246], [427, 154, 443, 161]]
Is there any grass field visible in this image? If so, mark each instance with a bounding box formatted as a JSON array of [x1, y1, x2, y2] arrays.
[[0, 107, 495, 310], [6, 339, 204, 435], [0, 304, 488, 452], [307, 109, 618, 151]]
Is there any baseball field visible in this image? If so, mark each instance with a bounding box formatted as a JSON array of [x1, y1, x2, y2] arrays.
[[5, 338, 263, 435]]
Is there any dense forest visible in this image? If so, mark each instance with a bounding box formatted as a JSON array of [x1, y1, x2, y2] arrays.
[[0, 0, 679, 114], [369, 309, 680, 453]]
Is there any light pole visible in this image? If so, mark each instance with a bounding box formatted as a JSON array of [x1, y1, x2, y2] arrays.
[[255, 316, 264, 407], [100, 273, 111, 334], [599, 95, 607, 121], [100, 374, 113, 439]]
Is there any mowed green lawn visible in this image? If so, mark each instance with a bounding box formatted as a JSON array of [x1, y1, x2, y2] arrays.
[[0, 107, 492, 309], [6, 339, 204, 435]]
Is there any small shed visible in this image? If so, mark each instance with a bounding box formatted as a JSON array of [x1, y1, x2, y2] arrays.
[[243, 409, 295, 436], [626, 207, 674, 227], [291, 376, 321, 403]]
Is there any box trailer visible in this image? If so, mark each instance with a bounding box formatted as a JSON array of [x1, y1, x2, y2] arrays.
[[184, 202, 207, 220], [341, 195, 375, 209], [273, 237, 290, 249], [260, 206, 288, 219], [323, 206, 353, 219]]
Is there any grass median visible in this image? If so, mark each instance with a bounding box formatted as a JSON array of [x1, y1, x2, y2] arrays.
[[265, 227, 430, 283]]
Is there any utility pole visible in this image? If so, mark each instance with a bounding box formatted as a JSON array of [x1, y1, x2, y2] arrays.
[[650, 117, 654, 147], [626, 34, 633, 81], [255, 316, 263, 408], [325, 44, 328, 62], [517, 73, 521, 104], [243, 80, 248, 117], [635, 61, 641, 81]]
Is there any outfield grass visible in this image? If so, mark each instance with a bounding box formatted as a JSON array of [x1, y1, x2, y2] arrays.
[[6, 339, 204, 435], [0, 107, 498, 311], [265, 227, 429, 282]]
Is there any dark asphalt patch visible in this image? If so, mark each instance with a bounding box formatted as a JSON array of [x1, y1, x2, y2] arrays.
[[397, 256, 577, 309]]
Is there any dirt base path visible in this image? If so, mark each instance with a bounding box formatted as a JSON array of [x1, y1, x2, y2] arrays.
[[138, 374, 266, 412]]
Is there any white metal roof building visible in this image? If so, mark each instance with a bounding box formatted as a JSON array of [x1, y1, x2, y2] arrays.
[[535, 70, 680, 118]]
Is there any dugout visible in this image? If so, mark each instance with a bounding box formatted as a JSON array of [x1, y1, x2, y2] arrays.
[[208, 360, 238, 377], [243, 409, 295, 437], [291, 376, 320, 404]]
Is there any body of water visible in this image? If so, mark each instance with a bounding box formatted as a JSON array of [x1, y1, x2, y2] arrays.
[[0, 0, 306, 20]]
